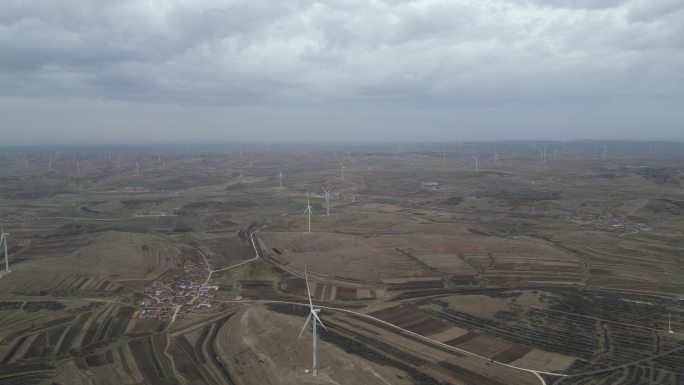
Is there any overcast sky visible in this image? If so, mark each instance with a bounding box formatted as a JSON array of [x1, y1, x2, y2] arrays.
[[1, 0, 683, 144]]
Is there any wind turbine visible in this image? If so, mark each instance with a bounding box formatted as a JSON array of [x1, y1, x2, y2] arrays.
[[474, 154, 479, 170], [278, 168, 283, 188], [668, 313, 674, 334], [297, 267, 327, 376], [48, 156, 52, 171], [493, 150, 499, 164], [339, 162, 345, 181], [0, 224, 10, 273], [442, 150, 447, 163], [321, 186, 333, 216], [303, 192, 312, 233]]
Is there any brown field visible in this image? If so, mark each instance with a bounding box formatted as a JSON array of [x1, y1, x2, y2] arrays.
[[1, 142, 684, 384]]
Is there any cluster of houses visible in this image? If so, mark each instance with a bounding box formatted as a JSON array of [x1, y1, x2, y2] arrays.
[[134, 260, 219, 320]]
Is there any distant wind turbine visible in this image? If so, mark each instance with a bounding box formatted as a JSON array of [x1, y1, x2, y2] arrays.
[[669, 313, 674, 334], [303, 192, 312, 233], [297, 267, 327, 376], [474, 154, 479, 170], [321, 186, 333, 216], [339, 162, 345, 181], [0, 224, 10, 273], [278, 168, 283, 188]]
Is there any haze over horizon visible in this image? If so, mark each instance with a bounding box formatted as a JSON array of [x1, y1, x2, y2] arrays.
[[1, 0, 683, 144]]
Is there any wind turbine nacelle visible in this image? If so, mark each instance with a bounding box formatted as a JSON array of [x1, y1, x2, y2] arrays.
[[313, 308, 321, 313]]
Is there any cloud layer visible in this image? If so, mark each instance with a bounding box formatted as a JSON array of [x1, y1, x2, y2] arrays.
[[1, 0, 683, 142]]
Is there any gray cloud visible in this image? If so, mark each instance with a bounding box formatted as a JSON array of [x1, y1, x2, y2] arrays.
[[0, 0, 682, 142]]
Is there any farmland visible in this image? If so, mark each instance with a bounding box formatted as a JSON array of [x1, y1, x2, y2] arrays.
[[0, 141, 683, 384]]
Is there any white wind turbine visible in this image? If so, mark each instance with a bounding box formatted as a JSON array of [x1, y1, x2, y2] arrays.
[[278, 168, 283, 188], [297, 267, 327, 376], [339, 162, 345, 181], [668, 313, 674, 334], [303, 192, 312, 233], [442, 150, 447, 163], [474, 154, 479, 170], [0, 224, 10, 273], [493, 150, 499, 164], [321, 186, 333, 216]]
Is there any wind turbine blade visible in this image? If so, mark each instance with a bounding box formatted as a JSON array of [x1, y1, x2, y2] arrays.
[[297, 314, 312, 341], [313, 311, 327, 331], [305, 267, 313, 308]]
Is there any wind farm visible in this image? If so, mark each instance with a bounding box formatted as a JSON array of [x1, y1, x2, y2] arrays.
[[0, 141, 684, 385]]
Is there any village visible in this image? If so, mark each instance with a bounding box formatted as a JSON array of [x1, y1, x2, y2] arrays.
[[135, 259, 219, 320]]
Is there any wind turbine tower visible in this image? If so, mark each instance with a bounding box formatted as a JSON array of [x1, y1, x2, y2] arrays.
[[297, 267, 327, 376], [303, 193, 312, 233], [474, 155, 479, 170], [278, 169, 283, 188], [669, 313, 674, 334], [0, 224, 10, 273], [493, 151, 499, 164], [442, 150, 447, 163], [321, 186, 333, 216], [339, 162, 345, 181]]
